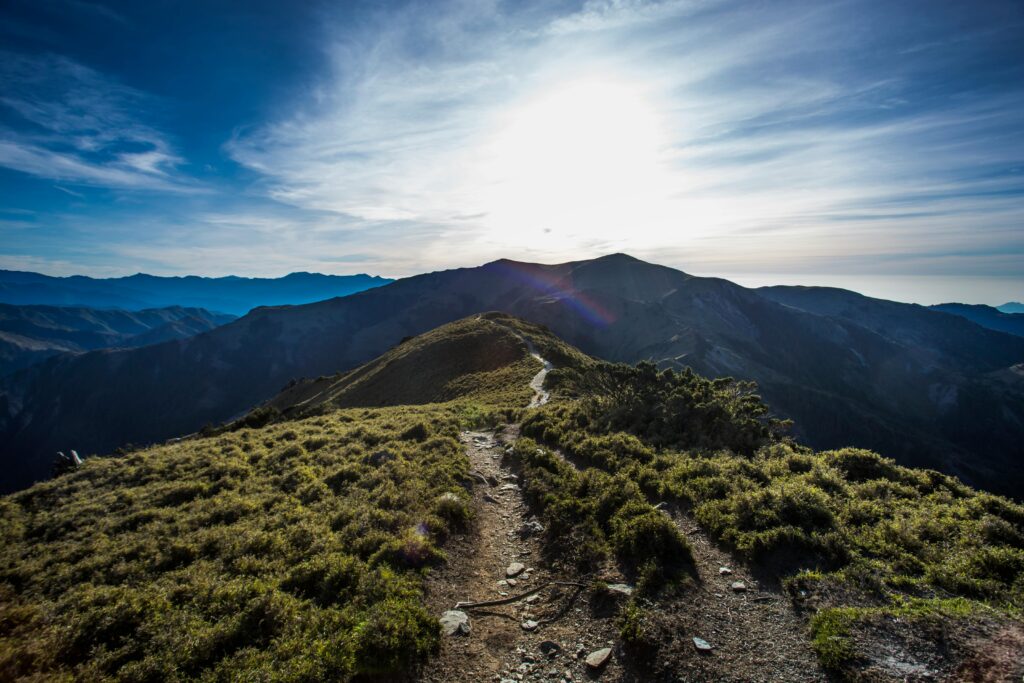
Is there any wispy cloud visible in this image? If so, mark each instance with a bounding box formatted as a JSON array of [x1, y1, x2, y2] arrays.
[[225, 0, 1024, 286], [0, 52, 193, 191]]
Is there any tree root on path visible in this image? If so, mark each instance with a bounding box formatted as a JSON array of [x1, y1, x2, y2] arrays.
[[454, 580, 589, 610], [470, 609, 522, 622], [538, 583, 586, 625]]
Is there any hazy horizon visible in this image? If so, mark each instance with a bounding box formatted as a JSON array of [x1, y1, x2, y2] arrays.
[[4, 255, 1021, 308]]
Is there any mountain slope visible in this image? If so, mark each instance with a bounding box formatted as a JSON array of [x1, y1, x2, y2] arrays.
[[930, 302, 1024, 337], [1, 317, 1020, 682], [0, 304, 236, 375], [262, 313, 592, 418], [2, 254, 1022, 497], [0, 270, 391, 316]]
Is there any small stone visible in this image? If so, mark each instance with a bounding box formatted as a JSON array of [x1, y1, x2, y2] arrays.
[[585, 648, 612, 670], [439, 610, 471, 636], [521, 619, 539, 631], [506, 562, 526, 578], [693, 637, 713, 652], [499, 483, 520, 492], [508, 578, 518, 587], [719, 566, 733, 575], [484, 493, 499, 504], [606, 583, 634, 596], [526, 594, 541, 604], [520, 519, 545, 538], [731, 581, 747, 592], [502, 474, 519, 482], [539, 640, 561, 656]]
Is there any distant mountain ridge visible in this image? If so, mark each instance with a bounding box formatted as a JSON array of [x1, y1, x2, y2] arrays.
[[929, 302, 1024, 337], [0, 269, 392, 316], [0, 304, 236, 375], [1, 254, 1022, 497], [1000, 302, 1024, 314]]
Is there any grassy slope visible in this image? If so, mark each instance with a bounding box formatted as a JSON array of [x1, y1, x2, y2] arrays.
[[519, 362, 1024, 673], [261, 312, 594, 418], [0, 406, 477, 680]]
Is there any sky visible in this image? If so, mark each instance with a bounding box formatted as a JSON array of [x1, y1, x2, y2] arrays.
[[1, 0, 1022, 305]]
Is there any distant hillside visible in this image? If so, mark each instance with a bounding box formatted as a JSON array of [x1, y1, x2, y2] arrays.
[[0, 270, 391, 316], [0, 304, 235, 375], [2, 255, 1023, 497], [999, 301, 1024, 314], [930, 302, 1024, 337], [261, 313, 593, 419]]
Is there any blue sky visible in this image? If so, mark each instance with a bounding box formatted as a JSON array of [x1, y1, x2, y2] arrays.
[[1, 0, 1022, 304]]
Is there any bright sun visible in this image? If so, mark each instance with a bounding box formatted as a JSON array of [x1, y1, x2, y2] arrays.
[[474, 79, 683, 249]]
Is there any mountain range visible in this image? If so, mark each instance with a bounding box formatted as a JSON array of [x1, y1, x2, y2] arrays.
[[0, 304, 236, 376], [1, 254, 1022, 497], [928, 303, 1024, 337], [0, 270, 391, 316]]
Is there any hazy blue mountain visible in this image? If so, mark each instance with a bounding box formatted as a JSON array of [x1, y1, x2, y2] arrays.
[[0, 304, 236, 375], [0, 270, 392, 316], [930, 303, 1024, 337], [2, 255, 1022, 497], [999, 302, 1024, 314]]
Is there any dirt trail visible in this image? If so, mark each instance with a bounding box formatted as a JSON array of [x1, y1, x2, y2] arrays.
[[523, 338, 553, 408], [422, 429, 628, 682]]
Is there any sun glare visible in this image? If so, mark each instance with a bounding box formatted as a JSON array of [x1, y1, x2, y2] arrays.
[[474, 79, 682, 248]]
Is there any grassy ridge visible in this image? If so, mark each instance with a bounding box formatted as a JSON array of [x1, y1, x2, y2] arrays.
[[0, 314, 592, 681], [264, 313, 594, 419], [0, 405, 478, 681]]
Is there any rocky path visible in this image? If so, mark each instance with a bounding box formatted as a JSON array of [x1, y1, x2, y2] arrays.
[[422, 429, 630, 682], [648, 507, 829, 682]]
